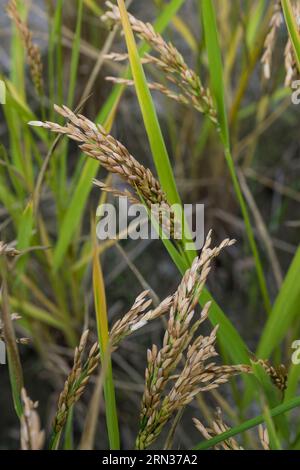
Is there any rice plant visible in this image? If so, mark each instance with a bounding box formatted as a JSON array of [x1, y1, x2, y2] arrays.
[[0, 0, 300, 452]]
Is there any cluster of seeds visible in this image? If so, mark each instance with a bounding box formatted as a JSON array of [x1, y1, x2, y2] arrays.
[[102, 1, 218, 126]]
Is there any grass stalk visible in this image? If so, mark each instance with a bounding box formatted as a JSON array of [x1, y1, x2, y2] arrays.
[[201, 0, 271, 314], [281, 0, 300, 72], [52, 0, 185, 271], [194, 395, 300, 450], [92, 222, 120, 450]]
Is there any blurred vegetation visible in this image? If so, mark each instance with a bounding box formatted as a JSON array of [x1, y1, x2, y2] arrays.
[[0, 0, 300, 451]]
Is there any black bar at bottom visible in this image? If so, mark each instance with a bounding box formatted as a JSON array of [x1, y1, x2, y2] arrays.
[[0, 450, 299, 465]]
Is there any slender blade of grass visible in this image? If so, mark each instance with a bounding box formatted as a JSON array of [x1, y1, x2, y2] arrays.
[[117, 0, 255, 382], [2, 78, 47, 144], [117, 0, 197, 265], [257, 247, 300, 359], [52, 0, 185, 270], [194, 395, 300, 450], [172, 16, 198, 52], [48, 0, 64, 119], [142, 192, 253, 376], [67, 0, 84, 108], [117, 0, 181, 207], [201, 0, 271, 313], [92, 223, 120, 450], [16, 199, 34, 277], [10, 0, 26, 96], [285, 363, 300, 403], [246, 0, 267, 49], [83, 0, 103, 16], [79, 369, 104, 450], [2, 89, 25, 197], [251, 362, 289, 440], [263, 404, 282, 450], [9, 297, 68, 331], [0, 275, 23, 418], [281, 0, 300, 72], [63, 407, 74, 450], [98, 0, 185, 124]]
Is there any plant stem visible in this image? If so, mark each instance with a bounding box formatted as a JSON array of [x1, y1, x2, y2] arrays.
[[92, 230, 120, 450], [224, 146, 271, 314], [194, 395, 300, 450]]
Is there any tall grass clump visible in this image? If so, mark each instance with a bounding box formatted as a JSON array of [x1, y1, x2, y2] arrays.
[[0, 0, 300, 452]]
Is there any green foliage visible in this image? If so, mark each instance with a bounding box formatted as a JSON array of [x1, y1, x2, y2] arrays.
[[1, 0, 300, 451]]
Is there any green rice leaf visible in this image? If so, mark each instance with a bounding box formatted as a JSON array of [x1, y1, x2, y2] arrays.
[[257, 247, 300, 359], [194, 395, 300, 450]]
